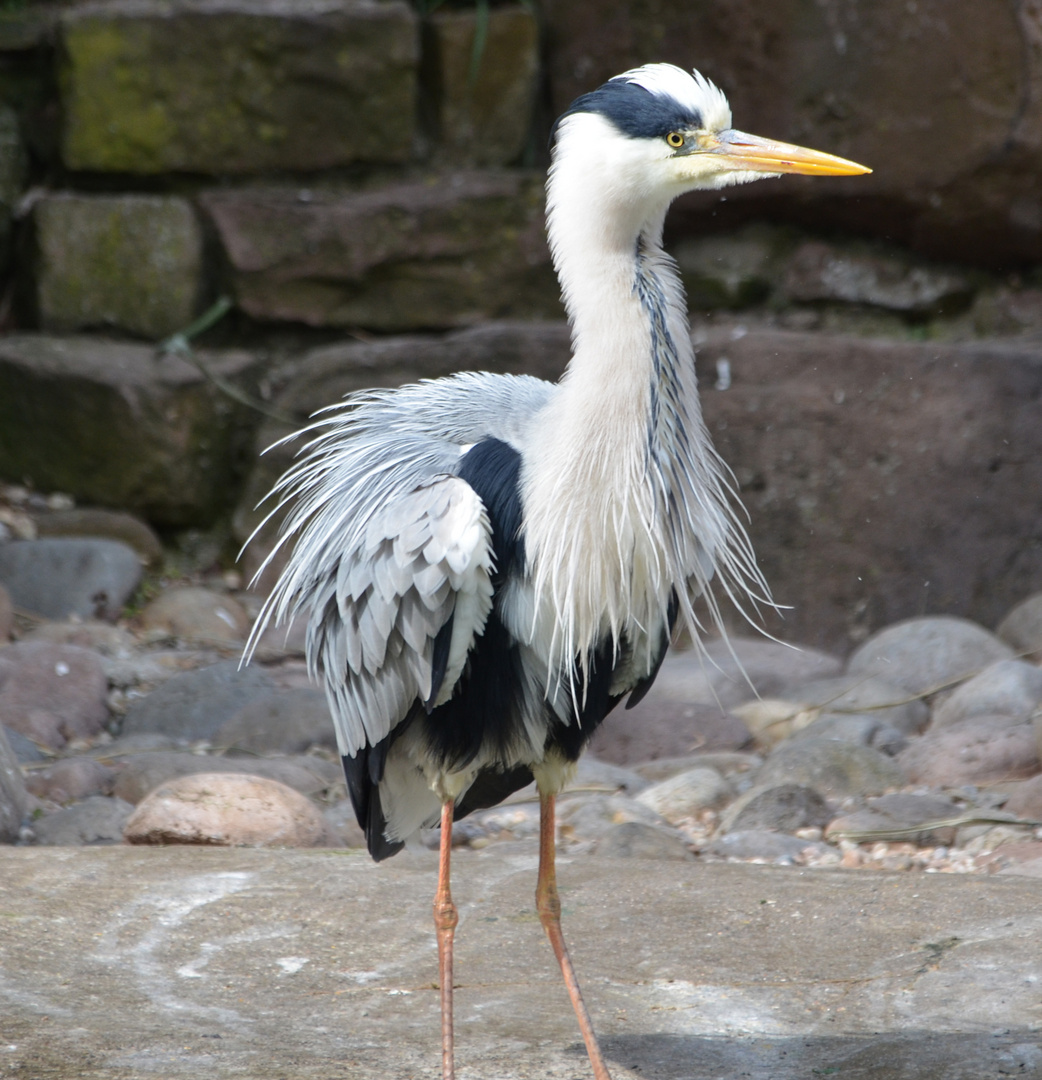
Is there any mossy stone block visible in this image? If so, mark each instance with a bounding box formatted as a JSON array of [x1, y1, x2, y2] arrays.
[[422, 6, 539, 166], [199, 171, 560, 330], [0, 335, 262, 526], [59, 0, 418, 175], [33, 193, 203, 338]]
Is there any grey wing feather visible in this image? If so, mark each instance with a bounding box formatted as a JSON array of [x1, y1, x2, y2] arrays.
[[243, 371, 555, 759]]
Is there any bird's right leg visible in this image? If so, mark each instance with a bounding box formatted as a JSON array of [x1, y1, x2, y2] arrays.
[[434, 799, 459, 1080], [536, 791, 613, 1080]]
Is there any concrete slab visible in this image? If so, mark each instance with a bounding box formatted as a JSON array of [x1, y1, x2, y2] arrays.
[[1, 844, 1040, 1079]]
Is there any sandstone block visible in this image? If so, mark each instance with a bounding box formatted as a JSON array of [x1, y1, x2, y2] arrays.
[[32, 194, 203, 338], [0, 335, 261, 526], [422, 6, 539, 166], [546, 0, 1039, 263], [59, 0, 418, 174], [198, 172, 558, 330], [695, 328, 1042, 651]]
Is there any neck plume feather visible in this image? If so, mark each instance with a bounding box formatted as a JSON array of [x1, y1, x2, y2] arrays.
[[519, 126, 770, 685]]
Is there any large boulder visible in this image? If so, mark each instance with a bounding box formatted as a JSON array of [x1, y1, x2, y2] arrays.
[[544, 0, 1042, 265], [0, 335, 261, 526], [58, 0, 418, 174], [198, 172, 559, 330], [31, 194, 204, 338], [695, 326, 1042, 651]]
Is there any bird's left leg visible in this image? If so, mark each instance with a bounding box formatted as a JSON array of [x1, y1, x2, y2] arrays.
[[434, 799, 459, 1080], [536, 791, 613, 1080]]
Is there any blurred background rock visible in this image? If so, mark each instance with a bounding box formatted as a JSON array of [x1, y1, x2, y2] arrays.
[[0, 0, 1039, 652]]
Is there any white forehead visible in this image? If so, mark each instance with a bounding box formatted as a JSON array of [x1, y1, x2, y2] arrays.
[[617, 63, 732, 132]]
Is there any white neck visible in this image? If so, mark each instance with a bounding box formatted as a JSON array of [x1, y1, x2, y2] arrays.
[[517, 118, 731, 681]]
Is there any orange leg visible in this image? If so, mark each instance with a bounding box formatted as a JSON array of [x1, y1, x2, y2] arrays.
[[434, 800, 459, 1080], [536, 792, 613, 1080]]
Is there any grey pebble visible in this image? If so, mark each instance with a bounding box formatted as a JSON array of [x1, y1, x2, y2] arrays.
[[788, 712, 908, 756], [635, 767, 733, 822], [753, 738, 906, 799], [0, 722, 27, 842], [31, 795, 134, 845], [847, 615, 1015, 698], [216, 688, 336, 755], [930, 659, 1042, 728], [0, 538, 142, 622], [706, 830, 836, 863], [779, 673, 929, 735], [593, 821, 694, 860], [718, 783, 831, 836], [121, 660, 275, 742]]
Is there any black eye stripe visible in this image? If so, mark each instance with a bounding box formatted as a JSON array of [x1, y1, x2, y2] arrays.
[[553, 79, 703, 144]]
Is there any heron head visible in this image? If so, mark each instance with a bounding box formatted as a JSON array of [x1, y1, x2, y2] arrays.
[[552, 63, 870, 204]]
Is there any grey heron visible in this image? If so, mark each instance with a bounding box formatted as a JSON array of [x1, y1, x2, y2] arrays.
[[248, 62, 869, 1080]]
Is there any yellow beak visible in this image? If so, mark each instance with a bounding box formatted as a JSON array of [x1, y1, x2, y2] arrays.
[[704, 129, 871, 177]]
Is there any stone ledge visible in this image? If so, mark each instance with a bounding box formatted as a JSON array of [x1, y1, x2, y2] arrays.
[[59, 0, 419, 174], [0, 335, 262, 526], [199, 171, 558, 329]]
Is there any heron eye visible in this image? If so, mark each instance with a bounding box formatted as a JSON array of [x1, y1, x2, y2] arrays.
[[666, 132, 685, 148]]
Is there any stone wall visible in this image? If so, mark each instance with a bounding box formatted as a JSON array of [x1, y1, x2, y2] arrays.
[[0, 0, 1040, 648]]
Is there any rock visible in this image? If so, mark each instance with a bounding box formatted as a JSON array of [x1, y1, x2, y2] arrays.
[[322, 800, 366, 848], [547, 0, 1042, 265], [778, 674, 929, 735], [631, 752, 763, 784], [423, 6, 539, 167], [32, 795, 134, 845], [753, 739, 905, 799], [717, 783, 830, 836], [24, 757, 116, 803], [694, 328, 1042, 652], [4, 725, 45, 763], [0, 641, 109, 750], [634, 768, 733, 823], [0, 581, 12, 642], [826, 792, 961, 845], [139, 586, 252, 646], [566, 756, 647, 796], [23, 620, 137, 658], [123, 773, 330, 847], [780, 241, 972, 314], [121, 661, 275, 743], [789, 712, 908, 757], [199, 173, 559, 331], [0, 539, 141, 622], [0, 721, 27, 842], [59, 0, 418, 174], [33, 508, 163, 565], [32, 194, 204, 337], [706, 830, 834, 863], [0, 335, 261, 527], [111, 751, 339, 805], [898, 716, 1039, 786], [592, 821, 694, 860], [997, 593, 1042, 661], [216, 689, 335, 755], [1004, 775, 1042, 821], [557, 793, 672, 843], [847, 617, 1015, 699], [675, 226, 780, 310], [930, 660, 1042, 728], [589, 697, 751, 765]]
